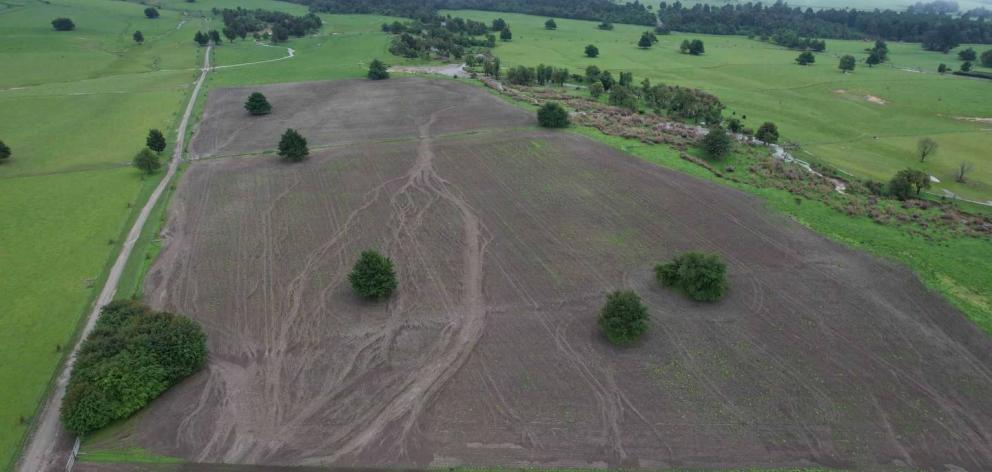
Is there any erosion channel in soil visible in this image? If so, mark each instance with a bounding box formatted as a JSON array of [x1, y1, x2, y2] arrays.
[[92, 78, 992, 472]]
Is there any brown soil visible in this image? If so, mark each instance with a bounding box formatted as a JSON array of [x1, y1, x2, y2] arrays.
[[98, 78, 992, 471]]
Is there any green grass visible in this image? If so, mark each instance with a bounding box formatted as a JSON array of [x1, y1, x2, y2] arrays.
[[0, 0, 204, 468], [444, 9, 992, 202], [78, 448, 182, 465]]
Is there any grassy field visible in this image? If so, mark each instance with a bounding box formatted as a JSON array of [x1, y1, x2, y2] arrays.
[[0, 0, 206, 468], [671, 0, 992, 11], [445, 10, 992, 202]]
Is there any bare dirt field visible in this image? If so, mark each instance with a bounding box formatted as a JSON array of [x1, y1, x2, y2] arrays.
[[91, 78, 992, 471]]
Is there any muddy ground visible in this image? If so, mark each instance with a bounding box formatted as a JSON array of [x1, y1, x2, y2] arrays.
[[94, 78, 992, 471]]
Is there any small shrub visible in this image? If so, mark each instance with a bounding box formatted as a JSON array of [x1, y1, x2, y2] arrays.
[[367, 59, 389, 80], [598, 291, 649, 345], [51, 18, 75, 31], [655, 252, 728, 302], [349, 250, 398, 300], [537, 102, 569, 128], [755, 122, 779, 144]]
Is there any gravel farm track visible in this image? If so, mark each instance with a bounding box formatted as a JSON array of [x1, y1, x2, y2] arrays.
[[85, 78, 992, 471]]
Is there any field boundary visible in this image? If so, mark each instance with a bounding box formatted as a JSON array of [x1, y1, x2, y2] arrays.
[[13, 45, 213, 472]]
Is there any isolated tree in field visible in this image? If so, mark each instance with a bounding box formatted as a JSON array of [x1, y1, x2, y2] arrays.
[[959, 47, 977, 62], [656, 252, 728, 302], [869, 40, 889, 62], [839, 54, 856, 73], [51, 18, 75, 31], [795, 51, 815, 66], [589, 81, 604, 98], [144, 7, 159, 19], [702, 126, 732, 159], [689, 39, 705, 55], [679, 39, 691, 54], [500, 27, 512, 42], [146, 129, 166, 153], [917, 137, 938, 162], [961, 61, 973, 72], [367, 59, 389, 80], [545, 18, 557, 30], [133, 147, 161, 174], [638, 32, 653, 49], [194, 31, 208, 46], [349, 250, 398, 300], [0, 140, 10, 162], [277, 129, 308, 162], [537, 102, 569, 128], [585, 44, 599, 58], [597, 21, 613, 31], [755, 122, 779, 144], [888, 168, 930, 200], [132, 30, 144, 44], [866, 51, 881, 67], [955, 162, 974, 183], [244, 92, 272, 115], [938, 63, 949, 73], [982, 49, 992, 68], [208, 30, 222, 44], [598, 290, 649, 345]]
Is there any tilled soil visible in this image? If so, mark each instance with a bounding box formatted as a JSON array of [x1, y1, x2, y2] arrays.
[[102, 78, 992, 471]]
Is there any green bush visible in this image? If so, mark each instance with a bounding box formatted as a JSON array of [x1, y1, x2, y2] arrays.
[[278, 128, 308, 162], [655, 252, 728, 302], [60, 301, 206, 434], [537, 102, 569, 128], [349, 250, 398, 300], [244, 92, 272, 115], [701, 126, 732, 159], [368, 59, 389, 80], [598, 290, 649, 345]]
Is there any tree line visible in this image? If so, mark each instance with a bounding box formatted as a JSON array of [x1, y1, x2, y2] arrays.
[[286, 0, 655, 26], [657, 1, 992, 52]]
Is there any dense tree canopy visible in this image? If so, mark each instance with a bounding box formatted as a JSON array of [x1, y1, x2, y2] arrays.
[[214, 7, 321, 41], [889, 168, 931, 200], [598, 291, 649, 345], [656, 252, 728, 302], [384, 14, 492, 59], [133, 148, 161, 174], [133, 30, 144, 44], [701, 126, 732, 159], [585, 44, 599, 57], [51, 18, 75, 31], [278, 129, 309, 162], [0, 140, 10, 161], [60, 301, 206, 434], [144, 7, 159, 19], [146, 129, 166, 153], [349, 250, 398, 300], [537, 102, 569, 128], [368, 59, 390, 79], [983, 49, 992, 67], [545, 18, 557, 30], [756, 122, 780, 144], [244, 92, 272, 115], [795, 51, 815, 65]]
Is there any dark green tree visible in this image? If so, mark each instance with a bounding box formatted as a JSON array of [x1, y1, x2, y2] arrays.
[[500, 27, 512, 41], [368, 59, 389, 80], [271, 24, 288, 42], [608, 85, 637, 110], [756, 122, 779, 144], [132, 30, 144, 44], [277, 129, 308, 162], [839, 54, 856, 73], [679, 39, 691, 54], [545, 18, 557, 30], [938, 63, 949, 73], [598, 291, 649, 345], [638, 32, 653, 49], [51, 18, 75, 31], [0, 140, 10, 161], [348, 250, 398, 300], [599, 70, 614, 91], [726, 117, 743, 133], [244, 92, 272, 115], [223, 28, 237, 42], [866, 51, 881, 67], [194, 31, 208, 46], [961, 61, 973, 72], [888, 168, 930, 200], [585, 65, 601, 83], [689, 39, 705, 55], [701, 126, 732, 159], [795, 51, 815, 65], [207, 30, 221, 44], [146, 129, 166, 153], [537, 102, 569, 128], [958, 47, 977, 62], [655, 252, 728, 302], [597, 21, 613, 30], [144, 7, 159, 19], [133, 148, 161, 174], [618, 71, 633, 87], [585, 44, 599, 58], [589, 81, 604, 98], [982, 50, 992, 68]]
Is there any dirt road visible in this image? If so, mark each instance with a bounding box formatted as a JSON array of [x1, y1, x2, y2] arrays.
[[14, 46, 212, 472]]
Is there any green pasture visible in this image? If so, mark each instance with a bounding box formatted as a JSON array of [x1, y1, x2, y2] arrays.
[[672, 0, 991, 11], [0, 0, 205, 468], [445, 9, 992, 201]]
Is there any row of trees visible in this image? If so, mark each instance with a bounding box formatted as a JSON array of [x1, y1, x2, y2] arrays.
[[60, 301, 207, 434], [657, 1, 992, 52], [599, 252, 728, 346]]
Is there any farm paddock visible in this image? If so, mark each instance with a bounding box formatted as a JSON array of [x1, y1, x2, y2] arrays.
[[92, 78, 992, 471]]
